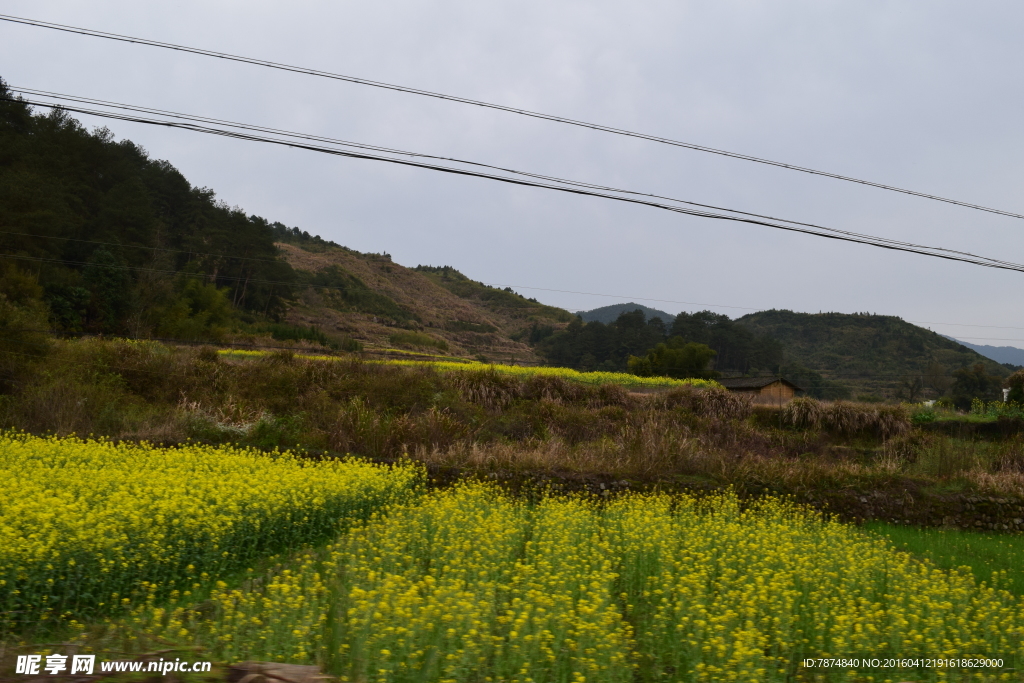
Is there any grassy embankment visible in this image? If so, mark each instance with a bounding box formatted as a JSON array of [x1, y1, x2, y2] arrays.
[[2, 338, 1023, 497]]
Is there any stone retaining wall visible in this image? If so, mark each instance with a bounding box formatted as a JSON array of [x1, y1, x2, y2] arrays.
[[793, 488, 1024, 531]]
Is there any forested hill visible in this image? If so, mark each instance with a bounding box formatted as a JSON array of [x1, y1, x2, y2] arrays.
[[0, 79, 295, 338], [0, 79, 571, 358], [736, 310, 1012, 400]]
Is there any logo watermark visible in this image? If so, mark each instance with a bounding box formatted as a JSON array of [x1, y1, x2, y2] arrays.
[[15, 654, 212, 676]]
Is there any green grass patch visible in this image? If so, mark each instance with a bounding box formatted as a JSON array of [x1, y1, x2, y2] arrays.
[[865, 521, 1024, 594], [388, 330, 449, 351]]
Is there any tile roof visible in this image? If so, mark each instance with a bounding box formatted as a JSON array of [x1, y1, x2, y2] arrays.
[[717, 376, 803, 391]]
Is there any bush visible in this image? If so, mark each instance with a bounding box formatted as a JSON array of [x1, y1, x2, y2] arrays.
[[1007, 369, 1024, 404], [0, 294, 51, 393], [389, 331, 448, 352], [782, 397, 910, 439], [264, 322, 336, 348], [628, 337, 717, 379], [155, 279, 235, 342]]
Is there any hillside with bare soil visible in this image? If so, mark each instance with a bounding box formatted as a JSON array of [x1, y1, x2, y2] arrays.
[[276, 242, 572, 362]]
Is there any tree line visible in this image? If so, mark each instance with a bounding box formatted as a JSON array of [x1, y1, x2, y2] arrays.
[[534, 308, 1011, 404], [0, 78, 301, 341], [535, 308, 818, 384]]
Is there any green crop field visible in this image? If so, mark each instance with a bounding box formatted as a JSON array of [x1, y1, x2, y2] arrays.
[[865, 522, 1024, 595]]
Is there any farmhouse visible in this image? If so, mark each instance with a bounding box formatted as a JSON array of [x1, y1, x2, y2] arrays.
[[717, 377, 803, 404]]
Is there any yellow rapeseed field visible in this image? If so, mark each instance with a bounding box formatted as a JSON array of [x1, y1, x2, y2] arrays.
[[133, 484, 1024, 682], [218, 349, 719, 389], [0, 433, 418, 633]]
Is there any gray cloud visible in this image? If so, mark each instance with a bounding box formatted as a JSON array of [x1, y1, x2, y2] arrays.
[[3, 0, 1022, 346]]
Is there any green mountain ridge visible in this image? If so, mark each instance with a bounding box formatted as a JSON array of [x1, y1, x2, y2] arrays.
[[735, 309, 1012, 400]]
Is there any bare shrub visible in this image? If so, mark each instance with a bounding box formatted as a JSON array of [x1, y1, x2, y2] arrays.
[[874, 403, 911, 439], [823, 402, 867, 435], [693, 388, 752, 421], [591, 383, 632, 408], [327, 397, 398, 458], [965, 471, 1024, 497], [447, 370, 525, 411], [877, 433, 919, 473], [784, 399, 910, 439], [783, 397, 824, 430], [994, 438, 1024, 473], [653, 387, 752, 421], [327, 398, 467, 458], [522, 374, 589, 405]]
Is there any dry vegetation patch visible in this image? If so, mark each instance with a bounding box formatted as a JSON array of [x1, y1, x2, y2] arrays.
[[4, 339, 1023, 504]]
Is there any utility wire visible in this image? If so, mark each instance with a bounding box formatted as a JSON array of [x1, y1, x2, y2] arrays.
[[10, 95, 1024, 275], [17, 87, 1024, 271], [16, 88, 1024, 272], [6, 92, 1024, 335], [2, 13, 1022, 221]]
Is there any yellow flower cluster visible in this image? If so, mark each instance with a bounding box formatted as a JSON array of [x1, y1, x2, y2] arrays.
[[143, 485, 1024, 681], [0, 433, 418, 632], [219, 349, 718, 389], [379, 360, 719, 389], [606, 493, 1024, 681]]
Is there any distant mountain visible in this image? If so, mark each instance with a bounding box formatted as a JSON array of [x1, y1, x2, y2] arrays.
[[737, 310, 1013, 398], [577, 303, 675, 324], [942, 336, 1024, 368]]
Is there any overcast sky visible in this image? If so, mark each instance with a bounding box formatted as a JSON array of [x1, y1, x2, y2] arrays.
[[3, 1, 1023, 347]]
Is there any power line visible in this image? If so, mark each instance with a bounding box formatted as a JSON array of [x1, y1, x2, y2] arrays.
[[21, 86, 1024, 272], [5, 92, 1023, 337], [3, 14, 1022, 222], [11, 95, 1024, 275]]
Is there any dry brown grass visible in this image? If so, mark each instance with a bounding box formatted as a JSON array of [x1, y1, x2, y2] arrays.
[[782, 397, 910, 439], [4, 338, 1021, 498]]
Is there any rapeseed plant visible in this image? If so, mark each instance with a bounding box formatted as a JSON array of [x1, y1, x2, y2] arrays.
[[0, 433, 418, 633], [142, 485, 1024, 681]]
